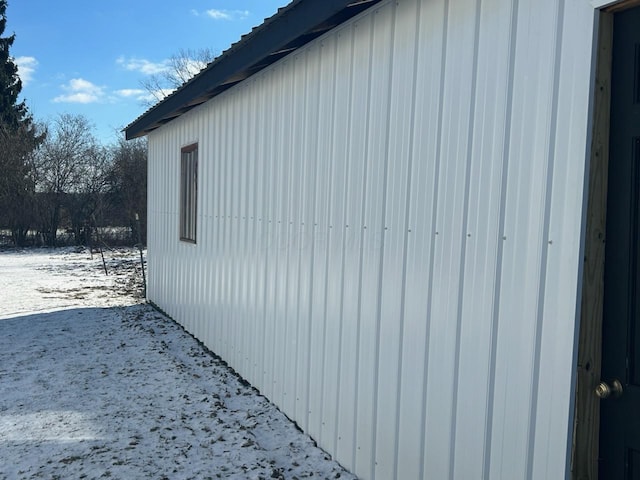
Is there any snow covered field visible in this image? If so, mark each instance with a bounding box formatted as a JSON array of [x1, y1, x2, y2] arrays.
[[0, 248, 355, 480]]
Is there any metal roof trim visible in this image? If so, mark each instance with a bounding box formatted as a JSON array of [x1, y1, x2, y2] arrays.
[[125, 0, 381, 139]]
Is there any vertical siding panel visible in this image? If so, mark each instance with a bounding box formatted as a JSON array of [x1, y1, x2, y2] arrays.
[[160, 131, 166, 307], [197, 113, 206, 342], [169, 128, 176, 317], [292, 52, 312, 427], [423, 0, 478, 476], [239, 86, 252, 381], [233, 97, 240, 371], [231, 95, 239, 361], [204, 107, 215, 352], [489, 0, 560, 478], [224, 99, 235, 361], [199, 112, 206, 344], [374, 0, 417, 477], [192, 116, 199, 336], [213, 105, 222, 355], [523, 1, 563, 474], [336, 17, 370, 471], [355, 4, 393, 478], [165, 126, 171, 307], [242, 85, 255, 384], [452, 0, 512, 478], [208, 108, 217, 351], [224, 96, 234, 366], [172, 129, 180, 320], [261, 73, 277, 400], [213, 103, 224, 354], [254, 82, 266, 389], [217, 103, 227, 356], [396, 0, 445, 478], [214, 104, 224, 356], [153, 133, 159, 303], [283, 59, 301, 416], [269, 68, 283, 405], [147, 135, 155, 302], [252, 80, 267, 388], [308, 36, 337, 441], [193, 114, 200, 337], [531, 1, 594, 478], [241, 86, 248, 379], [274, 65, 291, 410], [155, 133, 163, 308], [296, 48, 320, 431], [321, 27, 352, 454]]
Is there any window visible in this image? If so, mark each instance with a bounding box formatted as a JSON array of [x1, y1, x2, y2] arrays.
[[180, 144, 198, 243]]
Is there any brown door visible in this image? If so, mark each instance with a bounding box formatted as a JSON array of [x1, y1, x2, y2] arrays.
[[599, 5, 640, 479]]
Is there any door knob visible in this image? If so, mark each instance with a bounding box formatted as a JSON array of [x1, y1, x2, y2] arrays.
[[595, 379, 623, 399]]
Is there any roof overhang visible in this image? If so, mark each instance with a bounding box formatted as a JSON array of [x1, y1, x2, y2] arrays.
[[125, 0, 382, 140]]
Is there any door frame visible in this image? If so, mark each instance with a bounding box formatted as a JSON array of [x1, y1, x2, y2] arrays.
[[574, 1, 638, 478]]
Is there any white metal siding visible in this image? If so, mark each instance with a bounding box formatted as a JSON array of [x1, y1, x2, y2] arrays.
[[146, 0, 596, 478]]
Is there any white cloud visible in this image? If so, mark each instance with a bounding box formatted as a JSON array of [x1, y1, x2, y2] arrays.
[[116, 56, 168, 75], [204, 9, 250, 20], [114, 88, 159, 103], [53, 78, 105, 104], [115, 88, 146, 98], [15, 56, 38, 86], [113, 87, 176, 104]]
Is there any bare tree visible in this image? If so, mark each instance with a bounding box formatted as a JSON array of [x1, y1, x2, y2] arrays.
[[140, 48, 216, 106], [107, 135, 147, 244], [65, 143, 111, 244], [34, 114, 103, 246]]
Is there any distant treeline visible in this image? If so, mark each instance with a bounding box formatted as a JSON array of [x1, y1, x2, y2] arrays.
[[0, 114, 147, 247]]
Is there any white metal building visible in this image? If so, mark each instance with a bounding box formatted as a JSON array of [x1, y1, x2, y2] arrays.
[[126, 0, 640, 478]]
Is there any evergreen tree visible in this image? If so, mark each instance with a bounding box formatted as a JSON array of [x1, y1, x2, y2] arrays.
[[0, 0, 29, 128], [0, 0, 43, 246]]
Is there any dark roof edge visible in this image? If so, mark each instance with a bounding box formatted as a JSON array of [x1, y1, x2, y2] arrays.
[[125, 0, 381, 140]]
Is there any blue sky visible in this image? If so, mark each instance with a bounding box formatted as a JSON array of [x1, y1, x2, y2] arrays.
[[6, 0, 289, 144]]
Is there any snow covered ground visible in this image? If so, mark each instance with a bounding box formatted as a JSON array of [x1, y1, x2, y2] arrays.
[[0, 248, 355, 480]]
